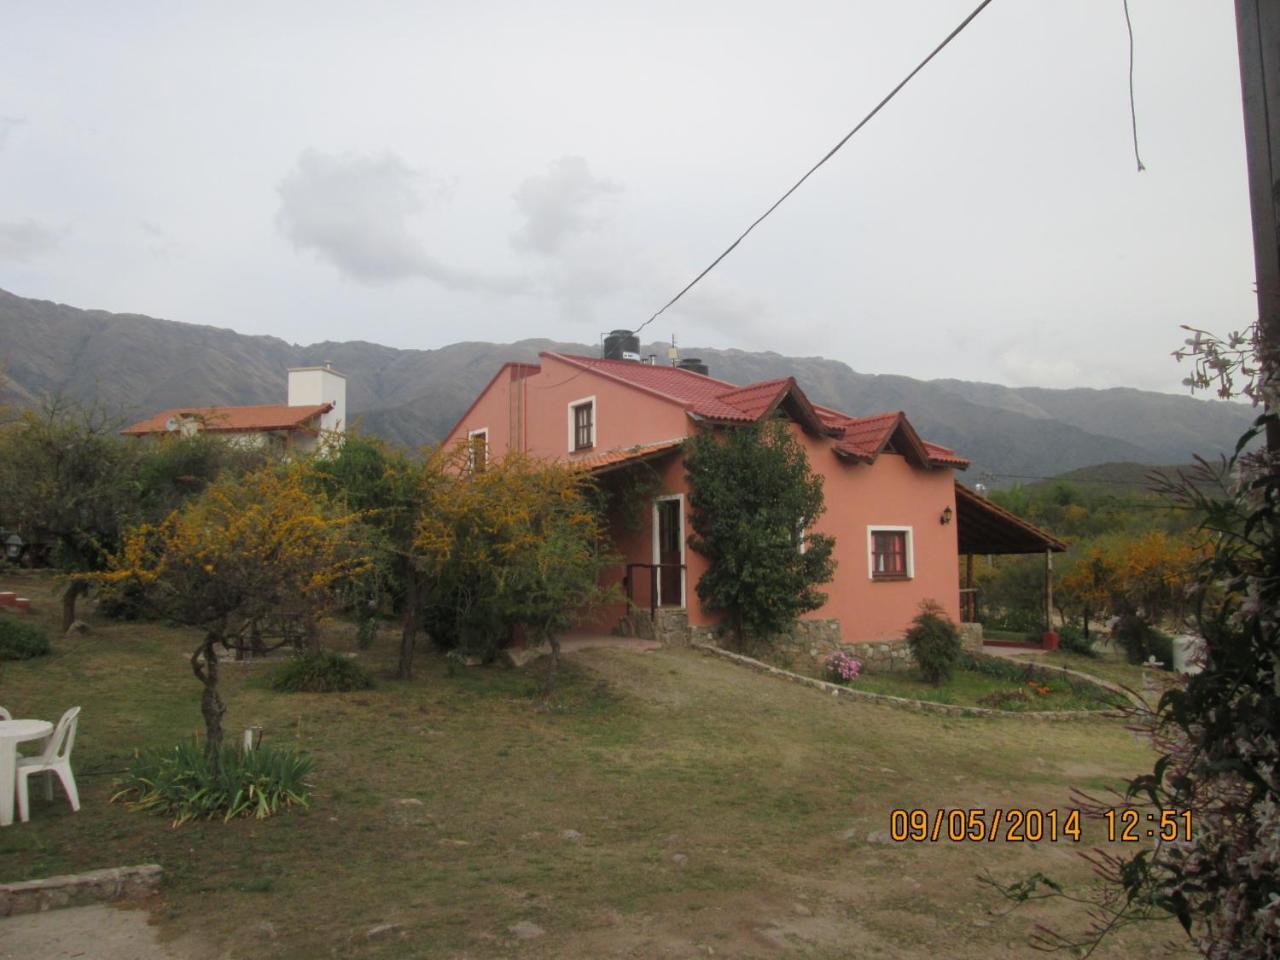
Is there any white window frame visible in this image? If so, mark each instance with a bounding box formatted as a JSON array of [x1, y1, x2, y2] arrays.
[[567, 396, 597, 452], [867, 525, 913, 580], [651, 493, 686, 608], [467, 427, 489, 471]]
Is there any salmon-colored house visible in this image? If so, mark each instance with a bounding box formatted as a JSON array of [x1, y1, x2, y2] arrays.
[[444, 350, 1062, 655]]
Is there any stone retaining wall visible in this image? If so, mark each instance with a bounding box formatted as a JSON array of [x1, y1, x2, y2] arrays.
[[0, 864, 162, 917], [693, 643, 1124, 722], [627, 611, 985, 675]]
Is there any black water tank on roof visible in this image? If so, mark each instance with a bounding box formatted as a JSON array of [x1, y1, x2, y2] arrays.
[[677, 357, 710, 376], [603, 329, 641, 361]]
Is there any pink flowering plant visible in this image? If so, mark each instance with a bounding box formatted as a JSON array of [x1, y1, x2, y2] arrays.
[[824, 649, 862, 684]]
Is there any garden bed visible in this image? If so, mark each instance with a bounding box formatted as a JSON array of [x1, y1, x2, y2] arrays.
[[844, 655, 1127, 711]]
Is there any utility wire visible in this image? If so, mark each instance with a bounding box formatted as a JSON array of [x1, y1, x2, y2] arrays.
[[632, 0, 999, 338], [1122, 0, 1145, 171]]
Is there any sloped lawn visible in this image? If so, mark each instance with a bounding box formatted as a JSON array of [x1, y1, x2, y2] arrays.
[[0, 572, 1188, 959]]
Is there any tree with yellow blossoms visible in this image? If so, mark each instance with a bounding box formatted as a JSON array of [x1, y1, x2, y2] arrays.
[[98, 464, 370, 756], [414, 449, 614, 694]]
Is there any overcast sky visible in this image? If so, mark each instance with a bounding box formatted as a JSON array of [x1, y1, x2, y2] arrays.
[[0, 0, 1256, 393]]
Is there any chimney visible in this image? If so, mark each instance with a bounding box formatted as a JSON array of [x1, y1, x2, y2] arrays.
[[288, 365, 347, 434]]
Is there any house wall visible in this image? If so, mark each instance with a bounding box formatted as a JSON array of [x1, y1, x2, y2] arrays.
[[442, 354, 690, 458], [796, 433, 960, 640], [589, 428, 959, 644], [447, 355, 961, 645], [288, 367, 347, 434]]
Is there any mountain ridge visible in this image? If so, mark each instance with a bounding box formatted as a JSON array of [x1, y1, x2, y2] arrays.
[[0, 288, 1253, 482]]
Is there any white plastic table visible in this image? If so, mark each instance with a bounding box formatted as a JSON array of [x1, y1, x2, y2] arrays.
[[0, 719, 53, 826]]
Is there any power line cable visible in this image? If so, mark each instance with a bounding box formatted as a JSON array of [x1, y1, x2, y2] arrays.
[[1122, 0, 1146, 172], [632, 0, 999, 338]]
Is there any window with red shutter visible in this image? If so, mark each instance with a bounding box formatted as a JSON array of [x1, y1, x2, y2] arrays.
[[871, 530, 909, 579]]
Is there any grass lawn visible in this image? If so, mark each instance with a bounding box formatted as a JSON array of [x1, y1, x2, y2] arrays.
[[0, 571, 1190, 959]]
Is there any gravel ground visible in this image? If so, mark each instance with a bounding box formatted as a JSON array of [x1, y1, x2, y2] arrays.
[[0, 905, 207, 960]]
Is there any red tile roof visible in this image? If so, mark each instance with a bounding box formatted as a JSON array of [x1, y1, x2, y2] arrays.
[[547, 354, 738, 405], [693, 379, 791, 421], [543, 353, 969, 470], [832, 411, 900, 461], [121, 403, 332, 436], [571, 438, 686, 474]]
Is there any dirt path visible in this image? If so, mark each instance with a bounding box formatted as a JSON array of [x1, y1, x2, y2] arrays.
[[0, 905, 206, 960]]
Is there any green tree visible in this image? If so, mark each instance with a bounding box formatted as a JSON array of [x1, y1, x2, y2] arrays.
[[310, 433, 434, 678], [133, 432, 269, 521], [0, 402, 139, 630], [683, 420, 836, 651]]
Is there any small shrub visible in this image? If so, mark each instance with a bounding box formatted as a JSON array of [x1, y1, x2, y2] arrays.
[[271, 650, 374, 693], [354, 615, 378, 650], [96, 579, 150, 621], [1112, 614, 1174, 669], [906, 600, 962, 685], [824, 649, 862, 683], [0, 617, 51, 660], [1057, 622, 1096, 657], [114, 741, 312, 825]]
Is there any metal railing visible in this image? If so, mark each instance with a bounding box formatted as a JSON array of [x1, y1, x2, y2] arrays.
[[623, 562, 687, 616], [959, 587, 981, 624]]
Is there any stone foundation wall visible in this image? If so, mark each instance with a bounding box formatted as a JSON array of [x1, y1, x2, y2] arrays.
[[624, 611, 980, 674], [0, 865, 162, 917], [614, 608, 690, 646], [958, 621, 983, 653], [689, 617, 921, 673]]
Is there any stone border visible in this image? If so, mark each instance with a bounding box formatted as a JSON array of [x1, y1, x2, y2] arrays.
[[0, 864, 162, 917], [692, 643, 1127, 722]]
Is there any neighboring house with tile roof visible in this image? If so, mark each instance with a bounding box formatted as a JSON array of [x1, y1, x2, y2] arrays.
[[121, 366, 347, 456], [444, 351, 1062, 647]]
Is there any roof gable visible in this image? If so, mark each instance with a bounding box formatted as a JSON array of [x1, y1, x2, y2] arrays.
[[833, 411, 969, 470]]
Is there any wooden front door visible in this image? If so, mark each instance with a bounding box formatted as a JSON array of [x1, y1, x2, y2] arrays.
[[656, 498, 683, 607]]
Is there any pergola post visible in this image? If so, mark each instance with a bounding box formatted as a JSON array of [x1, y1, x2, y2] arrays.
[[1044, 548, 1054, 632], [965, 553, 974, 622]]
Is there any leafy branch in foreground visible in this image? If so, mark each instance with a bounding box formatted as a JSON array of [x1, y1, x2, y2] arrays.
[[983, 323, 1279, 957]]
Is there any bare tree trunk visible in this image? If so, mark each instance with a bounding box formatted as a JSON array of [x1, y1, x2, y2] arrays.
[[249, 618, 266, 657], [397, 568, 418, 680], [305, 614, 321, 653], [544, 633, 561, 698], [191, 631, 227, 761], [61, 579, 87, 633]]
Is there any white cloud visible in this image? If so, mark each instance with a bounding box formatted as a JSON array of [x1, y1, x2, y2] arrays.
[[275, 149, 529, 294], [511, 156, 621, 255], [0, 219, 62, 261], [0, 116, 24, 152]]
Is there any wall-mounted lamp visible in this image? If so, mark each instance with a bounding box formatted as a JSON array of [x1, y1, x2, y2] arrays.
[[940, 506, 953, 526]]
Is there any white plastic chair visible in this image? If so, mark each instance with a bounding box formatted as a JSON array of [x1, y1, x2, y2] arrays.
[[0, 707, 10, 721], [16, 706, 80, 822]]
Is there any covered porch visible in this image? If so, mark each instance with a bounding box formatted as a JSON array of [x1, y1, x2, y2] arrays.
[[953, 482, 1068, 632]]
